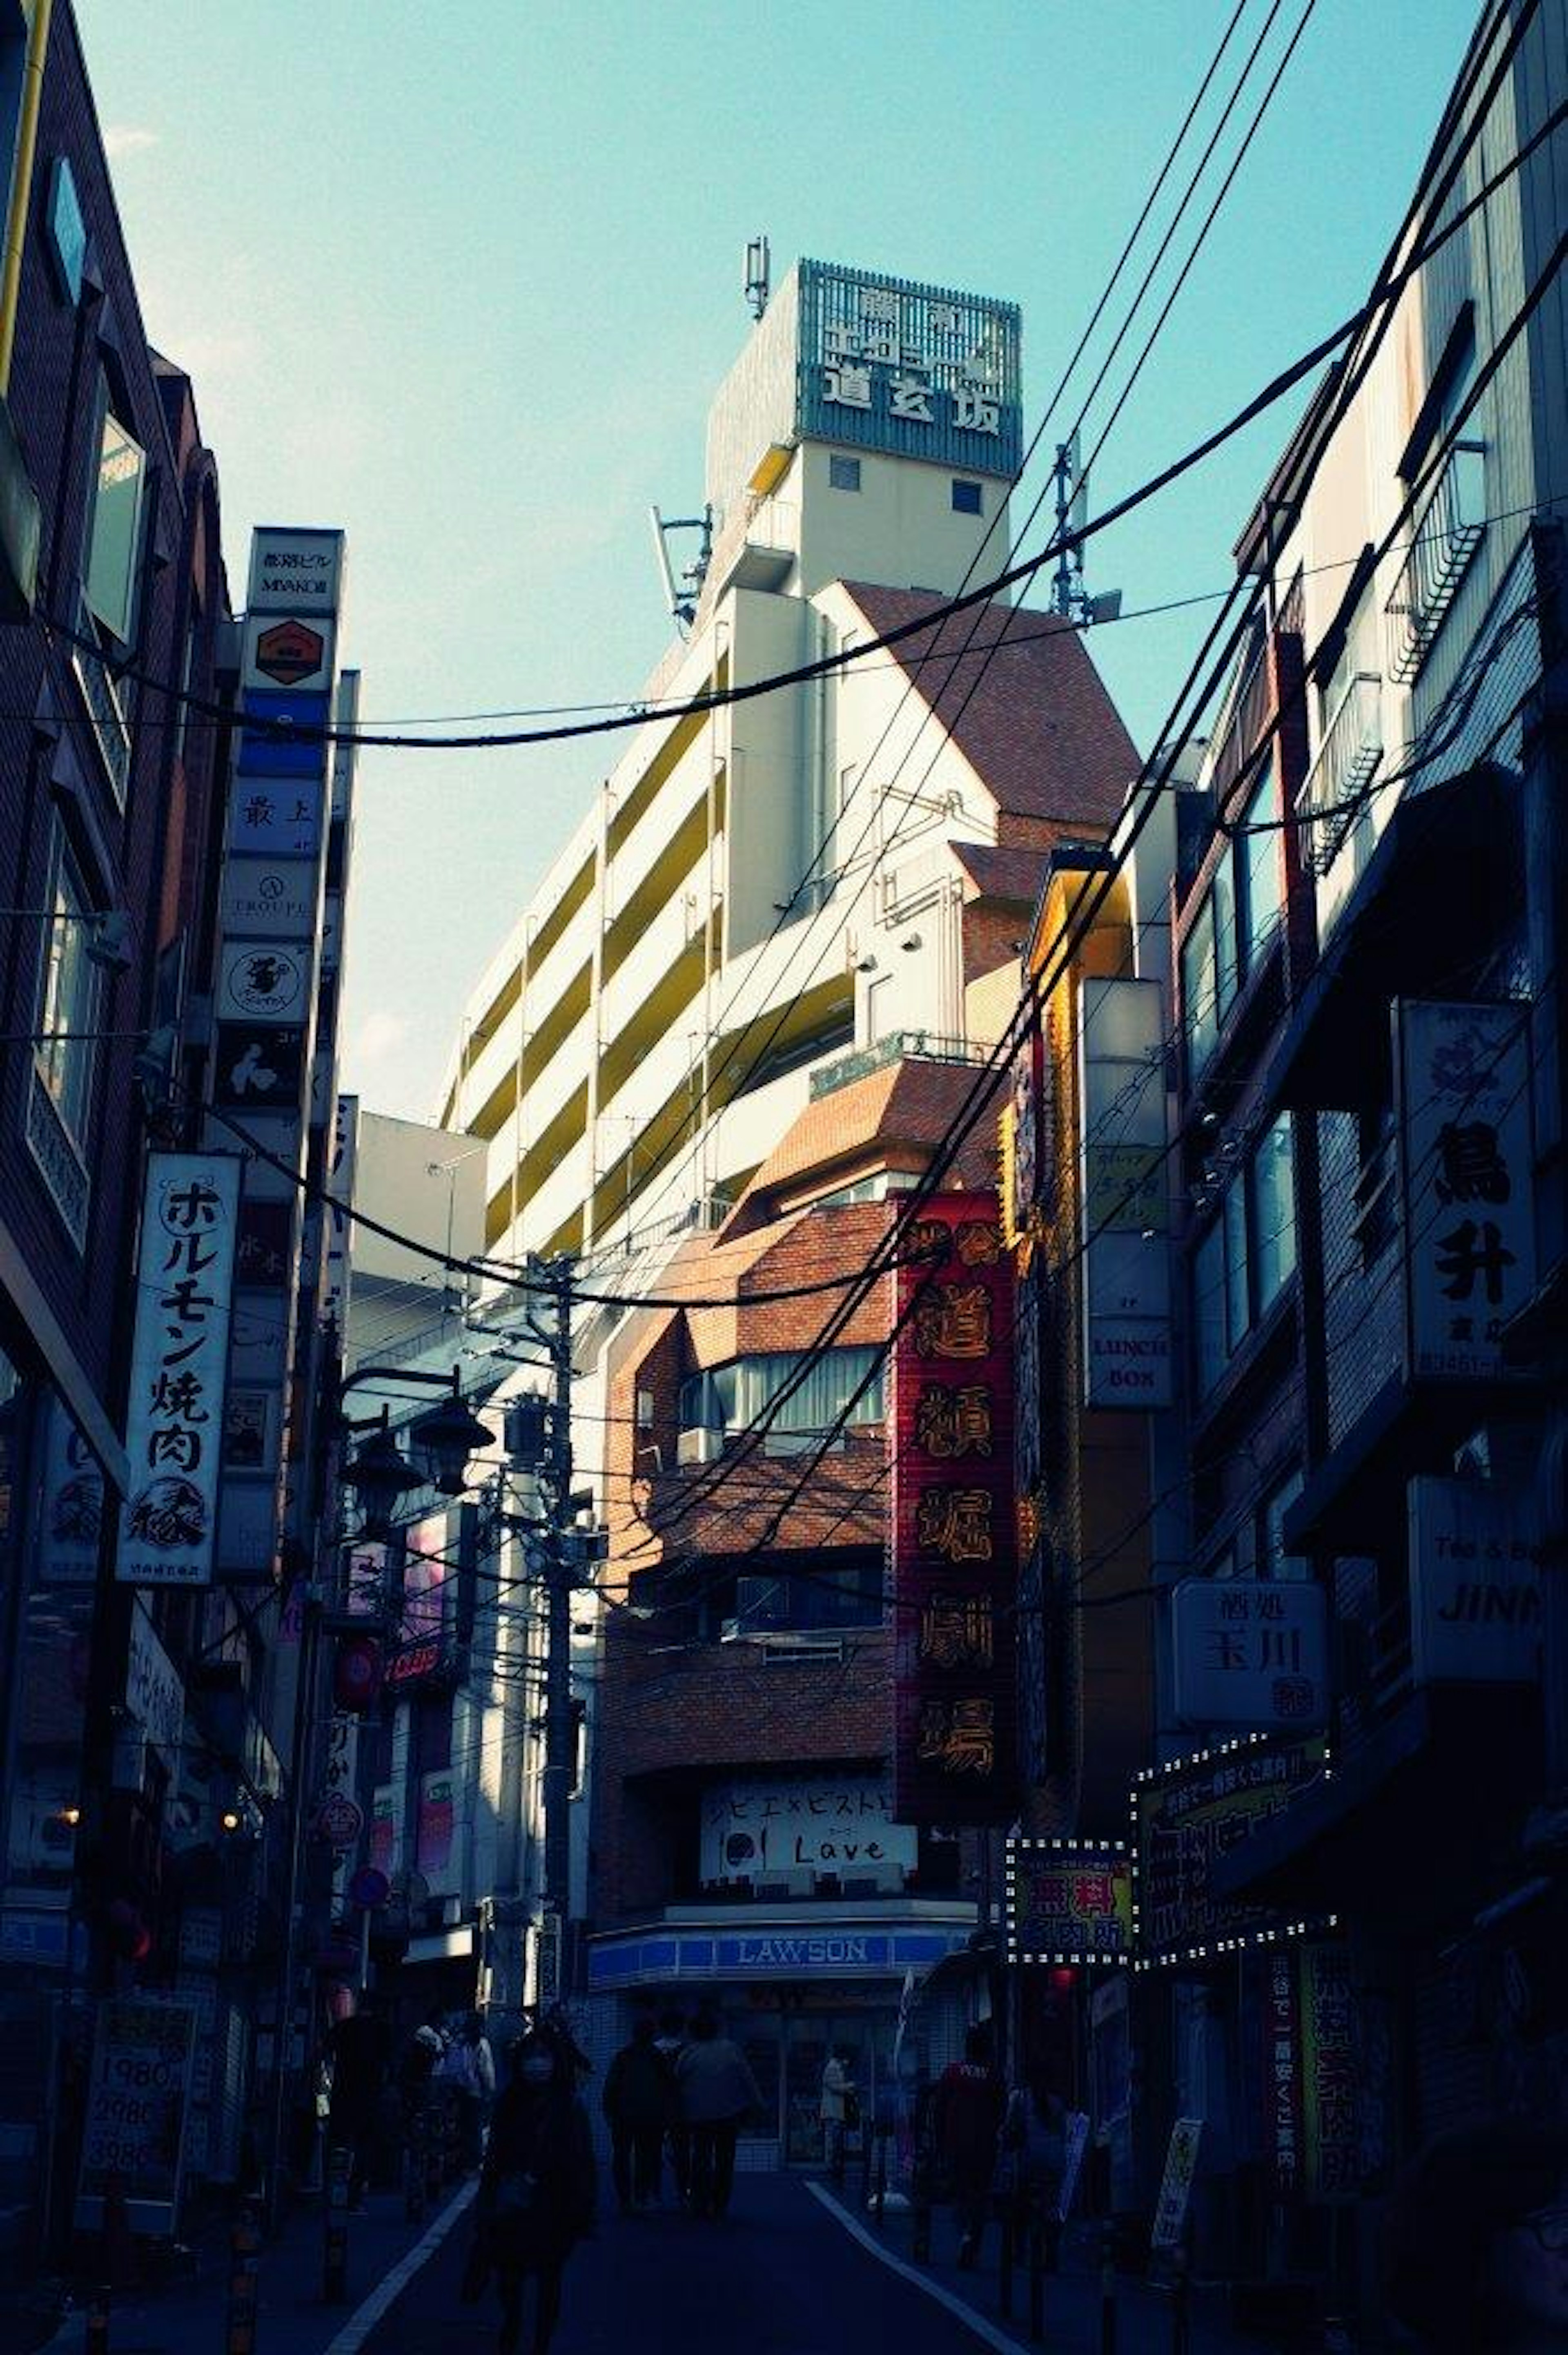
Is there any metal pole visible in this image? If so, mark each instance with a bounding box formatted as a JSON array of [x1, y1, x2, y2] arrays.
[[266, 1594, 321, 2236], [1100, 2216, 1119, 2355], [541, 1262, 575, 1931]]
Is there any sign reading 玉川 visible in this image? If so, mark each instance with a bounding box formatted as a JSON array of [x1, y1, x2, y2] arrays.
[[1171, 1579, 1329, 1729], [118, 1154, 241, 1587]]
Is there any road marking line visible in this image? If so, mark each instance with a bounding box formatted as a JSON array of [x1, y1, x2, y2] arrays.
[[805, 2181, 1031, 2355], [323, 2179, 478, 2355]]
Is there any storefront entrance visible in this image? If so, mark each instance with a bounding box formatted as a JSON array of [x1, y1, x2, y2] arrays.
[[726, 1992, 917, 2165]]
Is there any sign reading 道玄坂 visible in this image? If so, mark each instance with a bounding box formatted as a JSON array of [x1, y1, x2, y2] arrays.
[[118, 1154, 241, 1588], [797, 260, 1022, 475]]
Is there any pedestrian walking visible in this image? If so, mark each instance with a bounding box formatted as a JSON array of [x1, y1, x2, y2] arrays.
[[818, 2045, 858, 2185], [654, 2008, 692, 2208], [1381, 2119, 1568, 2352], [325, 1988, 393, 2210], [602, 2014, 674, 2213], [466, 2026, 595, 2355], [931, 2021, 1007, 2269], [1001, 2064, 1069, 2269], [454, 2012, 497, 2169], [675, 2009, 764, 2221]]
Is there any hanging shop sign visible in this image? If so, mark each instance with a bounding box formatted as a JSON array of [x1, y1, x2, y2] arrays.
[[700, 1775, 915, 1884], [1131, 1733, 1330, 1967], [247, 525, 345, 615], [1005, 1837, 1133, 1965], [242, 612, 334, 694], [227, 772, 325, 863], [118, 1154, 241, 1587], [220, 854, 321, 940], [1299, 1942, 1359, 2202], [1396, 998, 1535, 1382], [1265, 1947, 1303, 2199], [38, 1394, 104, 1586], [1151, 2118, 1204, 2251], [218, 940, 311, 1027], [890, 1191, 1017, 1826], [1078, 978, 1172, 1409], [125, 1598, 185, 1765], [75, 1998, 198, 2237], [1171, 1579, 1329, 1730], [1407, 1476, 1543, 1685]]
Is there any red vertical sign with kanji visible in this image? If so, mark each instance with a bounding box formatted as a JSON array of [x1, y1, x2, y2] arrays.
[[891, 1190, 1017, 1824]]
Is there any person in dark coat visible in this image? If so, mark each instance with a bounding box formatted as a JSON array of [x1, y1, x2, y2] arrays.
[[470, 2026, 595, 2355], [326, 1990, 393, 2209], [932, 2020, 1007, 2269], [602, 2014, 673, 2212], [675, 2009, 764, 2221]]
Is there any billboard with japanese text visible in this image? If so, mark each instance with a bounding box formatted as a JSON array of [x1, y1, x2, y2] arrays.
[[1396, 998, 1535, 1380], [891, 1191, 1017, 1825], [1132, 1734, 1329, 1965], [118, 1155, 241, 1587], [1005, 1838, 1133, 1965]]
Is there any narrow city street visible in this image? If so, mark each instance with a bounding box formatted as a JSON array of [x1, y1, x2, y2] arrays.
[[343, 2176, 1267, 2355]]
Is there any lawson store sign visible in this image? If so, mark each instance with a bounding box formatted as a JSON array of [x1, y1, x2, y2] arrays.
[[588, 1922, 972, 1989]]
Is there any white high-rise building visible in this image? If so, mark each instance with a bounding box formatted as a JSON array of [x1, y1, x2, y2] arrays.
[[441, 258, 1136, 1269]]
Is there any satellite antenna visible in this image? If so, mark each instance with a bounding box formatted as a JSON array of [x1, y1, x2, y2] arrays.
[[649, 504, 714, 631], [1049, 434, 1121, 628], [744, 234, 771, 321]]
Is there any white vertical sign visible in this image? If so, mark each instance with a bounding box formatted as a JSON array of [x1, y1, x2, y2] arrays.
[[1078, 977, 1172, 1407], [118, 1154, 241, 1587], [1397, 1000, 1535, 1380]]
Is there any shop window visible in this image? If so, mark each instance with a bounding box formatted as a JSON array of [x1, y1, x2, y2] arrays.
[[1182, 757, 1285, 1083], [83, 386, 148, 645], [1192, 1117, 1297, 1398], [34, 830, 102, 1156]]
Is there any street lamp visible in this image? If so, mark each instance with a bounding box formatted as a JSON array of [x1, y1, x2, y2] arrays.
[[407, 1378, 493, 1496], [342, 1412, 422, 1541]]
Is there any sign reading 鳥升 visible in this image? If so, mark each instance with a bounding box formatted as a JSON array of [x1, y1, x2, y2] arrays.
[[118, 1155, 241, 1587], [1397, 999, 1535, 1381]]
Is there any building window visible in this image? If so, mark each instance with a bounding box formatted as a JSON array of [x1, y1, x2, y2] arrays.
[[1182, 757, 1285, 1082], [1191, 1117, 1297, 1397], [34, 834, 102, 1155], [679, 1346, 886, 1440], [83, 390, 148, 645], [951, 479, 982, 515], [829, 454, 861, 493], [1260, 1470, 1307, 1579]]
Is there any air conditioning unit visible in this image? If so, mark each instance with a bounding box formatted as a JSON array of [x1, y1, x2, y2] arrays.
[[676, 1425, 724, 1465]]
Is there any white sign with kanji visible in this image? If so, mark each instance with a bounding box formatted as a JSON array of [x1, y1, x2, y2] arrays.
[[1171, 1580, 1329, 1729], [118, 1155, 241, 1587], [1398, 999, 1535, 1381]]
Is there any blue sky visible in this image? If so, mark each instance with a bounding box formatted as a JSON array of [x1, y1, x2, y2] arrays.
[[76, 0, 1478, 1120]]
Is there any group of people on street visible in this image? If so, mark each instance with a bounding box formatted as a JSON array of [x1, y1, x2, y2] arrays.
[[601, 2007, 765, 2221], [322, 1993, 496, 2206]]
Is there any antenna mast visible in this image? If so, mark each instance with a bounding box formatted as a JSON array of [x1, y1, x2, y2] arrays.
[[1049, 436, 1121, 628]]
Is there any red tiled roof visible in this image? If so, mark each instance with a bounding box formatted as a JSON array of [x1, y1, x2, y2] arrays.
[[949, 839, 1055, 902], [842, 584, 1138, 829], [746, 1054, 1002, 1206]]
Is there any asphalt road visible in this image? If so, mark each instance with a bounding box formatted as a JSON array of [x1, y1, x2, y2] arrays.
[[360, 2173, 1008, 2355]]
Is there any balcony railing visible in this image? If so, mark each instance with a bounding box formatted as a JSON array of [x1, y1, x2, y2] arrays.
[[808, 1028, 991, 1102], [1385, 439, 1486, 685], [1297, 670, 1385, 876]]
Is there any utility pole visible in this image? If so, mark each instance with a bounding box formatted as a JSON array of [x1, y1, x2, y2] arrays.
[[539, 1259, 575, 1962]]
